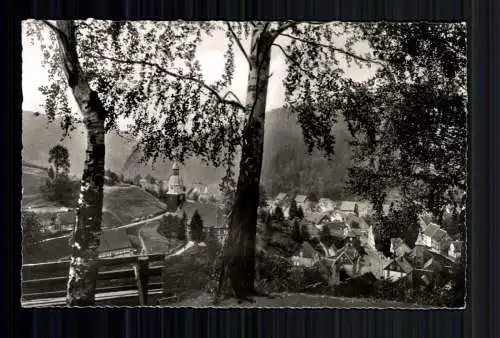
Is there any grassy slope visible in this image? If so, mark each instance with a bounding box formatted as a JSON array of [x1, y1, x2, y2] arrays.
[[103, 185, 166, 224], [22, 166, 166, 225], [21, 165, 169, 263]]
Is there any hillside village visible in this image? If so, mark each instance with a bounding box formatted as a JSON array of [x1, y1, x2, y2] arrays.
[[22, 151, 464, 307]]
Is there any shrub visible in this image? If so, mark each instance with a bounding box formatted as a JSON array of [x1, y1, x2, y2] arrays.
[[158, 214, 181, 239], [40, 176, 79, 207], [22, 211, 43, 255]]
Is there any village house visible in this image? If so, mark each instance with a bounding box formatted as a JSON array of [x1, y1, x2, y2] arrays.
[[323, 241, 362, 284], [294, 195, 311, 211], [139, 178, 149, 189], [339, 201, 358, 217], [274, 193, 289, 206], [447, 241, 463, 260], [355, 201, 373, 218], [198, 184, 222, 203], [390, 238, 412, 258], [98, 229, 136, 259], [291, 241, 320, 268], [317, 198, 336, 212], [383, 244, 454, 287], [307, 211, 335, 228], [418, 223, 451, 253], [418, 223, 439, 247], [345, 214, 376, 249], [383, 256, 414, 281]]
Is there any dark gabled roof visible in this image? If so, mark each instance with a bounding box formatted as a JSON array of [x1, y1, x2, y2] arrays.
[[307, 212, 332, 225], [295, 241, 318, 259], [450, 241, 463, 253], [324, 221, 349, 233], [423, 223, 440, 237], [98, 229, 133, 253], [332, 243, 360, 262], [422, 258, 442, 273], [275, 193, 287, 201], [384, 256, 414, 274], [431, 228, 449, 242], [329, 247, 356, 265]]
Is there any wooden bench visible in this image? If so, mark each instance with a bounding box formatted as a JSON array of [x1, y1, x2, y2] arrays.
[[21, 253, 165, 306]]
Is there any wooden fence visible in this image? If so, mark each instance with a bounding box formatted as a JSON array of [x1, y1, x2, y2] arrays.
[[21, 253, 166, 306]]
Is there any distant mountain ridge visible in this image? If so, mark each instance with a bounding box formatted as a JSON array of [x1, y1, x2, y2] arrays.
[[22, 109, 353, 195]]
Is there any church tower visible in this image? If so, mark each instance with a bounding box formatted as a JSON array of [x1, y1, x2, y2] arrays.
[[165, 162, 186, 212]]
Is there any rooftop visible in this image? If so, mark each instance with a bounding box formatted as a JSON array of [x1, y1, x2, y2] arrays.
[[275, 193, 288, 201], [339, 201, 357, 211], [295, 195, 308, 203], [423, 223, 440, 237], [295, 241, 318, 259], [384, 256, 414, 274]]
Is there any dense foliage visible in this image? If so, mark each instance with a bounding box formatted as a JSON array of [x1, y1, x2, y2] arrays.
[[40, 175, 79, 207], [336, 23, 466, 227], [48, 145, 70, 177], [373, 200, 422, 255], [21, 211, 44, 255]]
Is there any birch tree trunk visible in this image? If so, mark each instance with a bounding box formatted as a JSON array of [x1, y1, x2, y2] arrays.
[[52, 21, 107, 306], [216, 26, 272, 301]]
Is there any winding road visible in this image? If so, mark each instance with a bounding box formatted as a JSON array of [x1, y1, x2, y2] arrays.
[[41, 210, 172, 243]]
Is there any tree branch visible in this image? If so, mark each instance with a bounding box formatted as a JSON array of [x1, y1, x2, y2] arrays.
[[272, 43, 317, 80], [225, 22, 252, 69], [271, 21, 297, 38], [41, 20, 62, 37], [92, 52, 245, 110], [280, 33, 396, 81], [222, 91, 243, 106]]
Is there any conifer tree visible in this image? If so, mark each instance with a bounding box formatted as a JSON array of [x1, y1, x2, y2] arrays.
[[190, 210, 204, 242]]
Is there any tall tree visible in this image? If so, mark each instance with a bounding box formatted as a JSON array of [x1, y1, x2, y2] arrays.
[[337, 23, 466, 223], [296, 206, 304, 220], [71, 21, 387, 302], [190, 210, 204, 242], [47, 166, 55, 180], [39, 21, 108, 305], [48, 144, 70, 177], [273, 205, 285, 222], [25, 20, 199, 305], [288, 198, 299, 220], [21, 211, 43, 257], [292, 218, 302, 243]]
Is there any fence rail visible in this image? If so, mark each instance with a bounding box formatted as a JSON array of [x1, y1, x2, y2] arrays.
[[21, 253, 166, 306]]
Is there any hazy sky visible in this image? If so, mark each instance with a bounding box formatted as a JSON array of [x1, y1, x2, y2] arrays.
[[22, 21, 376, 130]]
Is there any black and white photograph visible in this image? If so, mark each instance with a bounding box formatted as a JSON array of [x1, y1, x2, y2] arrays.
[[21, 20, 466, 308]]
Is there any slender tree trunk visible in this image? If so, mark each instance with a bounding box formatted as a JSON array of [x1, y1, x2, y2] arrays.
[[52, 21, 107, 306], [215, 26, 272, 302]]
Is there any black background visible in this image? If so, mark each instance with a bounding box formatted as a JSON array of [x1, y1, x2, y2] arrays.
[[5, 0, 499, 337]]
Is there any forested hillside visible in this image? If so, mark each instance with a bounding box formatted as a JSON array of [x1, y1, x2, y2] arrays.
[[22, 109, 353, 197]]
